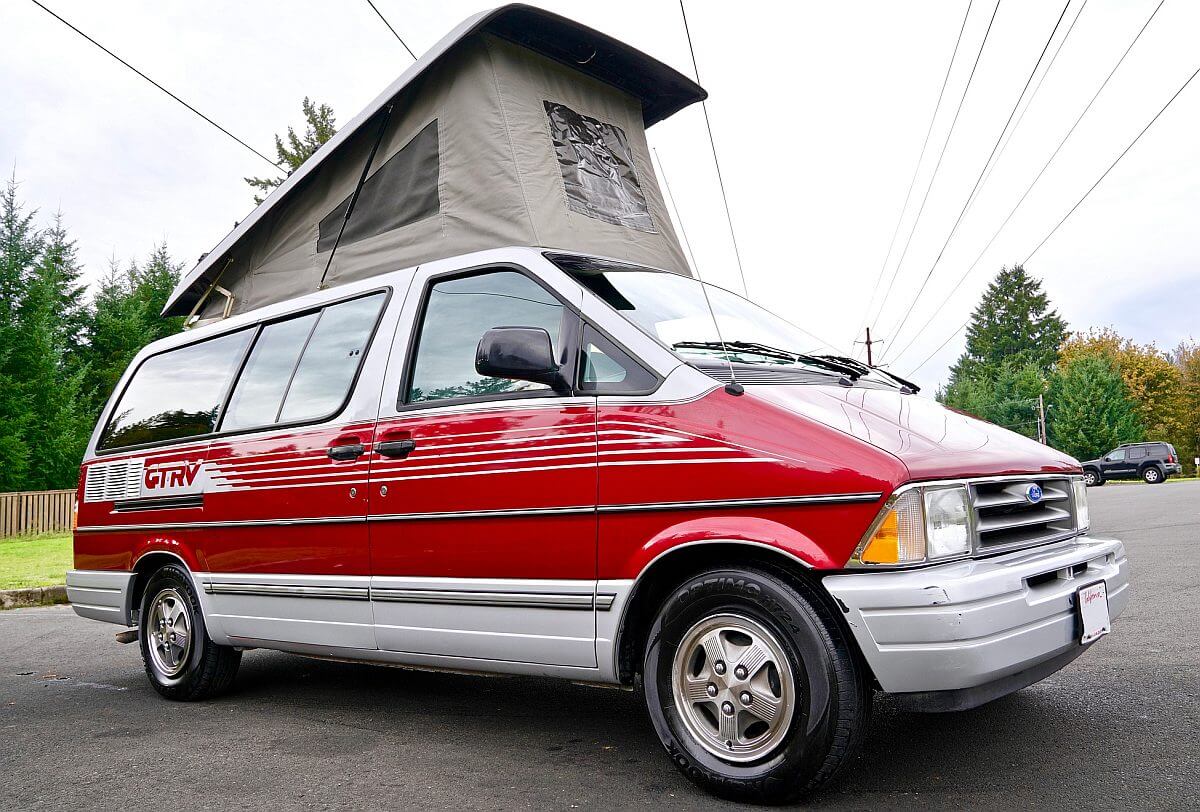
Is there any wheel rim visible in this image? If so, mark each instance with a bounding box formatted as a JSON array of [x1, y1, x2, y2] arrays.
[[671, 613, 796, 763], [147, 588, 192, 679], [1085, 472, 1096, 485], [1146, 469, 1159, 482]]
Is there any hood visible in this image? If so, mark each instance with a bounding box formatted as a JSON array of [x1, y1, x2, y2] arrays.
[[750, 384, 1079, 481]]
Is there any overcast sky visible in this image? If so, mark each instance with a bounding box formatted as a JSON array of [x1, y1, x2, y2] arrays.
[[3, 0, 1197, 391]]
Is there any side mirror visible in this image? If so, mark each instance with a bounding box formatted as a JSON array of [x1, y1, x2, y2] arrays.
[[475, 327, 569, 394]]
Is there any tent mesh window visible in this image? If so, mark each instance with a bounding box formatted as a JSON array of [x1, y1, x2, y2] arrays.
[[317, 119, 441, 252], [544, 101, 654, 233]]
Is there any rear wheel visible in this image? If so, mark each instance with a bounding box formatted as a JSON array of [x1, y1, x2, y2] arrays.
[[139, 564, 241, 700], [1142, 466, 1163, 484], [1083, 469, 1102, 487], [639, 566, 870, 803]]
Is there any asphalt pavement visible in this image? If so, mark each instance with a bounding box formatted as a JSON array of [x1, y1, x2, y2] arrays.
[[2, 480, 1198, 810]]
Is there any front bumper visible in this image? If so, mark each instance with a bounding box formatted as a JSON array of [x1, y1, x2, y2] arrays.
[[823, 536, 1128, 708]]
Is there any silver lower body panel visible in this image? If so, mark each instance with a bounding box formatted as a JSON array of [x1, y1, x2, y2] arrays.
[[822, 536, 1129, 697], [66, 570, 134, 625]]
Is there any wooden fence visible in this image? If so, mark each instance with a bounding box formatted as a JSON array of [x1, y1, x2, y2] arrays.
[[0, 489, 75, 538]]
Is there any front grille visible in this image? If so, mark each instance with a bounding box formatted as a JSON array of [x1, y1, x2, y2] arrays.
[[970, 477, 1076, 553]]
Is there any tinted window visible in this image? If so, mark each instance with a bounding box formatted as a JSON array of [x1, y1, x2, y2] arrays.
[[222, 313, 320, 432], [99, 329, 253, 450], [1128, 446, 1148, 459], [579, 325, 657, 394], [278, 293, 386, 423], [408, 271, 565, 403]]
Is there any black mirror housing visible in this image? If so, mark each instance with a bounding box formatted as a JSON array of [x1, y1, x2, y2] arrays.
[[475, 327, 569, 393]]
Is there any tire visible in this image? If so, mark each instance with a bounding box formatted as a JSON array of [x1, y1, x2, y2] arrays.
[[138, 564, 241, 701], [1083, 469, 1102, 487], [1142, 466, 1163, 484], [639, 566, 870, 804]]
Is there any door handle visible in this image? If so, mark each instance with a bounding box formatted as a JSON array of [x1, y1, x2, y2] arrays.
[[328, 435, 367, 461], [376, 439, 417, 459]]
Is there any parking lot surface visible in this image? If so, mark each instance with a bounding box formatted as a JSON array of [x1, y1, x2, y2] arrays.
[[2, 480, 1198, 810]]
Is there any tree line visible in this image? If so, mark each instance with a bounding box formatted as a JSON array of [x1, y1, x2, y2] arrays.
[[941, 265, 1199, 470]]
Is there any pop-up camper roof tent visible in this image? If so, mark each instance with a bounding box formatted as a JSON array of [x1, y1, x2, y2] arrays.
[[163, 4, 706, 321]]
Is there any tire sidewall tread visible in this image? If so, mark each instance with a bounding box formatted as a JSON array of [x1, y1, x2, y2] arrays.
[[639, 565, 869, 804]]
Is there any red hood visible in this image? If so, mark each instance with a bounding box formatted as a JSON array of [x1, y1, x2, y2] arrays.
[[751, 384, 1079, 480]]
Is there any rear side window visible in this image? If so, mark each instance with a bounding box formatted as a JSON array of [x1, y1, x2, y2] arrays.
[[406, 271, 565, 404], [222, 292, 386, 432], [99, 329, 254, 450], [1128, 446, 1148, 460]]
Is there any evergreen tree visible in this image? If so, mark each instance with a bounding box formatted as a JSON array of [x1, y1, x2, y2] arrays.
[[244, 97, 337, 203], [1048, 354, 1143, 461], [0, 174, 42, 491], [35, 211, 90, 368], [940, 361, 1046, 440], [84, 246, 185, 416], [948, 265, 1067, 384]]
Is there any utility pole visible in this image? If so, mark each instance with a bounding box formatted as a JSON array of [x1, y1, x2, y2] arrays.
[[1037, 393, 1047, 444], [855, 328, 884, 367]]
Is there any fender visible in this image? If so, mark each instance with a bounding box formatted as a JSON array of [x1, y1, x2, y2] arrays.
[[622, 515, 839, 578], [129, 547, 227, 644], [130, 534, 206, 573]]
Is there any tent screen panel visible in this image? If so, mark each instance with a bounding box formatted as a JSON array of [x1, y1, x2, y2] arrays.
[[544, 101, 654, 232], [317, 120, 440, 253], [406, 271, 566, 404]]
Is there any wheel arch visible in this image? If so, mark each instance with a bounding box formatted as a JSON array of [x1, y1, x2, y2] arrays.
[[612, 540, 864, 686], [128, 551, 206, 629]]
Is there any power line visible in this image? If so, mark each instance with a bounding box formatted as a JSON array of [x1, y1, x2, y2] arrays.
[[863, 0, 1003, 353], [678, 0, 749, 298], [880, 0, 1072, 360], [905, 55, 1200, 378], [850, 0, 975, 354], [28, 0, 282, 173], [962, 0, 1088, 218], [365, 0, 417, 60], [886, 0, 1162, 368]]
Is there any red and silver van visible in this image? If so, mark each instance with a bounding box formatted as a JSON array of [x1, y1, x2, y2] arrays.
[[67, 246, 1127, 801]]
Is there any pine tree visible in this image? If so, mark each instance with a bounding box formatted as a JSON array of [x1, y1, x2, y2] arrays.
[[0, 174, 42, 491], [244, 97, 337, 204], [35, 211, 90, 368], [948, 265, 1067, 384], [1048, 354, 1143, 461]]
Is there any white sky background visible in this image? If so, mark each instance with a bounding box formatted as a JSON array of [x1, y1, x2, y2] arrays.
[[2, 0, 1197, 393]]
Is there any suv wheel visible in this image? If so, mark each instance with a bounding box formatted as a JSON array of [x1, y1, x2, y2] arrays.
[[139, 564, 241, 700], [1083, 469, 1101, 487], [1142, 466, 1163, 484], [639, 566, 870, 803]]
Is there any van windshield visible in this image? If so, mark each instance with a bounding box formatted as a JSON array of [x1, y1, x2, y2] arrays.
[[574, 269, 910, 389]]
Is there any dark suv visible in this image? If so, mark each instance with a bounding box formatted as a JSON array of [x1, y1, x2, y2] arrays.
[[1082, 442, 1182, 486]]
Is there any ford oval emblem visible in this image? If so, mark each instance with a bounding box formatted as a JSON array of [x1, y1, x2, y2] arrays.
[[1025, 484, 1043, 504]]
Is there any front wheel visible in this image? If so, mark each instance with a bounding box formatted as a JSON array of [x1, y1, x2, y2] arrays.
[[1083, 469, 1102, 487], [139, 564, 241, 700], [1142, 466, 1163, 484], [640, 566, 870, 803]]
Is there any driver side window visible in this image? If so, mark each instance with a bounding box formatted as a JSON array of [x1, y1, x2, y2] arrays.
[[1108, 449, 1126, 461], [405, 270, 567, 404]]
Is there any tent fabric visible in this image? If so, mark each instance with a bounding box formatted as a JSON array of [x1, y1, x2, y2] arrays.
[[166, 4, 706, 320]]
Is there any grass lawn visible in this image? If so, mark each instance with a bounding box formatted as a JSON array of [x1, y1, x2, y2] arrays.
[[0, 532, 72, 590]]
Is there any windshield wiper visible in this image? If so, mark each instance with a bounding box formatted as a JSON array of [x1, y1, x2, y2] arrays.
[[673, 341, 864, 381], [672, 340, 798, 364], [814, 355, 921, 394]]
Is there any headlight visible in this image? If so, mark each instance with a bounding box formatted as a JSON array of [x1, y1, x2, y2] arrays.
[[924, 486, 971, 559], [1072, 477, 1089, 531], [852, 485, 971, 567]]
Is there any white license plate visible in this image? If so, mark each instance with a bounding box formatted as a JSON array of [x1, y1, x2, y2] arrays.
[[1077, 581, 1111, 644]]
